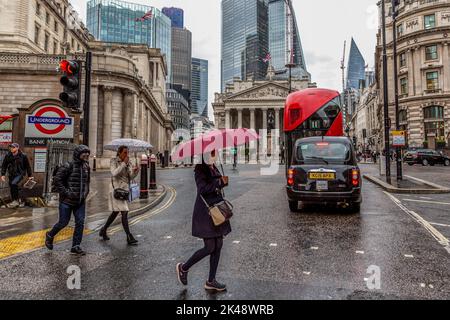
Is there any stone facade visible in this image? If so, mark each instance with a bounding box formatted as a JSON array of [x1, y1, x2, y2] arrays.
[[349, 83, 380, 153], [0, 45, 174, 168], [376, 0, 450, 149], [0, 0, 92, 54]]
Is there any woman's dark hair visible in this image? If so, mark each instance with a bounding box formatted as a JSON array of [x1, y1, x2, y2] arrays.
[[117, 145, 128, 156]]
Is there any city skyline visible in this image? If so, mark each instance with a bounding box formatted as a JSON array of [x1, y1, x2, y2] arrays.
[[71, 0, 377, 120]]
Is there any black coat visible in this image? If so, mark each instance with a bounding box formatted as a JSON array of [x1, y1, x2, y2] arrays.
[[53, 145, 91, 206], [1, 151, 32, 178], [192, 163, 232, 239]]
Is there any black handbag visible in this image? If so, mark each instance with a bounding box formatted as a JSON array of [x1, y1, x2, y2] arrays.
[[111, 165, 130, 201]]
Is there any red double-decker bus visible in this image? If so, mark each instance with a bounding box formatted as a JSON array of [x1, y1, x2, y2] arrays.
[[283, 88, 344, 169]]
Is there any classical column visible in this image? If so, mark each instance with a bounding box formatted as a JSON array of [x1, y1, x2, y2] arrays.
[[103, 86, 113, 147], [237, 109, 243, 129], [413, 46, 422, 95], [138, 100, 145, 140], [407, 48, 415, 96], [250, 108, 256, 130], [89, 85, 98, 156], [122, 90, 133, 138], [249, 108, 257, 164], [274, 108, 280, 130], [225, 109, 231, 129], [443, 42, 449, 92], [262, 108, 268, 130]]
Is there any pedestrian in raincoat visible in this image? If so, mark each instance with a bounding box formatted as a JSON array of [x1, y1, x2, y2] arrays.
[[99, 145, 140, 245], [176, 149, 231, 292]]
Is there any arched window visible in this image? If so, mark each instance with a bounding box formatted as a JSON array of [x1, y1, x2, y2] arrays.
[[423, 106, 445, 140]]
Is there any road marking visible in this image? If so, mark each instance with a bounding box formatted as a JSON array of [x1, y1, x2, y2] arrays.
[[420, 283, 426, 288], [164, 236, 173, 239], [384, 192, 450, 252], [404, 254, 414, 258], [356, 251, 365, 254], [232, 241, 240, 244], [420, 197, 433, 200], [270, 243, 277, 247], [430, 222, 450, 228], [0, 227, 92, 260], [310, 246, 319, 250], [108, 186, 177, 234], [303, 271, 311, 275], [403, 199, 450, 206]]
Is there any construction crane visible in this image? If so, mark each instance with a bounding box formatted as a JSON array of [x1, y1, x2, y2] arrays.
[[340, 40, 347, 130]]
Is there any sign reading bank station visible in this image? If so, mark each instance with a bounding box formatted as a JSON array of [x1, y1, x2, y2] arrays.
[[24, 105, 74, 146]]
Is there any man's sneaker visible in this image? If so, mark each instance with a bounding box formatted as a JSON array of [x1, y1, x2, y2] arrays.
[[205, 280, 227, 292], [45, 232, 54, 250], [176, 263, 188, 286], [7, 200, 19, 208], [70, 246, 86, 256]]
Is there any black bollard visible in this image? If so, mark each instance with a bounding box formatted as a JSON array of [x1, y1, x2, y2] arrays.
[[149, 154, 157, 190], [140, 154, 149, 199], [93, 156, 97, 172]]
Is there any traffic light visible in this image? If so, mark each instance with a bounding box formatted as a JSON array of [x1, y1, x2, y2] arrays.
[[59, 59, 81, 110]]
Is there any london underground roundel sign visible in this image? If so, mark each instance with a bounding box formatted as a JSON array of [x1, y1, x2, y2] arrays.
[[25, 105, 74, 142]]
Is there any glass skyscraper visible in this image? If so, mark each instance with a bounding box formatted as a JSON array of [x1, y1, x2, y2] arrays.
[[346, 38, 366, 90], [221, 0, 269, 92], [192, 58, 209, 118], [162, 7, 184, 28], [87, 0, 172, 82], [268, 0, 308, 80]]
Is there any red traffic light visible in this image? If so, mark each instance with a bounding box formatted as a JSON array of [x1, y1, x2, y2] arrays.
[[59, 60, 79, 75]]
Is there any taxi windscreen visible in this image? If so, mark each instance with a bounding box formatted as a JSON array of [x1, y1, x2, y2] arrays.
[[294, 141, 352, 165]]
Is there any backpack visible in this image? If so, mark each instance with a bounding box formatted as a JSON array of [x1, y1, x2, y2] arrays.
[[51, 162, 73, 193]]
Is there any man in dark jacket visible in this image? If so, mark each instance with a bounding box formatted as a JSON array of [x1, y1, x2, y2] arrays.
[[45, 145, 91, 256], [1, 143, 33, 208]]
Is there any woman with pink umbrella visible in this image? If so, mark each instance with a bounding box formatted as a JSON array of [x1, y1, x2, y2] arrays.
[[174, 129, 258, 292]]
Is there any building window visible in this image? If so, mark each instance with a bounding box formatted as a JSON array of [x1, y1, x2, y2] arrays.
[[400, 77, 408, 95], [53, 40, 58, 54], [424, 14, 436, 29], [36, 1, 41, 16], [34, 24, 40, 44], [399, 52, 406, 67], [397, 24, 404, 37], [54, 21, 59, 34], [398, 110, 407, 124], [424, 106, 445, 140], [426, 71, 439, 90], [44, 33, 49, 52], [45, 11, 50, 25], [425, 45, 438, 60], [71, 38, 75, 50]]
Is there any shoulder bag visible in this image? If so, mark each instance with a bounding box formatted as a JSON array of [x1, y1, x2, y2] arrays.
[[200, 163, 233, 227]]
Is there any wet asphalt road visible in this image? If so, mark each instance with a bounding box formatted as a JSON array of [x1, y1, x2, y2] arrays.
[[0, 164, 449, 300]]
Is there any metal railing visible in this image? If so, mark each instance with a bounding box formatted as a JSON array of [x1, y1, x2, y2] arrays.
[[0, 146, 9, 204], [43, 142, 77, 200]]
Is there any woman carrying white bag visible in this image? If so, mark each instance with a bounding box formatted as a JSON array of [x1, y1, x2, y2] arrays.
[[99, 145, 140, 245]]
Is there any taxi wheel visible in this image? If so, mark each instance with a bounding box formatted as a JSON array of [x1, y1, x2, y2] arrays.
[[422, 159, 429, 166], [288, 200, 299, 212], [445, 160, 450, 167]]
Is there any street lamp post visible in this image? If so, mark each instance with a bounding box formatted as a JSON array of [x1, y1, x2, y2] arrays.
[[391, 0, 403, 181], [381, 0, 392, 184]]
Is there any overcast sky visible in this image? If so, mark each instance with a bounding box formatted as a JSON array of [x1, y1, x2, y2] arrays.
[[70, 0, 379, 119]]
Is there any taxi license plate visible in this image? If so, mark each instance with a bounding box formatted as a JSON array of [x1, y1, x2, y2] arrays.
[[308, 172, 336, 180], [316, 180, 328, 191]]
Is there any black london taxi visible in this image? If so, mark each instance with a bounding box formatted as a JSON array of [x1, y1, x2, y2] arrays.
[[286, 136, 362, 213]]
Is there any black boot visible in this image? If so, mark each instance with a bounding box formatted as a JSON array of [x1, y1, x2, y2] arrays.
[[127, 233, 138, 246], [100, 212, 119, 241], [99, 228, 110, 241]]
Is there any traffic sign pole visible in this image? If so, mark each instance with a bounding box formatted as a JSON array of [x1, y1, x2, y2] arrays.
[[83, 52, 92, 147]]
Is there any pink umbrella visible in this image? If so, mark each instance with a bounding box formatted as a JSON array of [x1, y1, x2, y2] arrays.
[[171, 128, 259, 162]]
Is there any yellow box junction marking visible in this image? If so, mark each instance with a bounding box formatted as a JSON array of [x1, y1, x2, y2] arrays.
[[0, 228, 92, 260]]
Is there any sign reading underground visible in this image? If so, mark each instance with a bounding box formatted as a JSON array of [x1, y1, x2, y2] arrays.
[[24, 105, 74, 146]]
